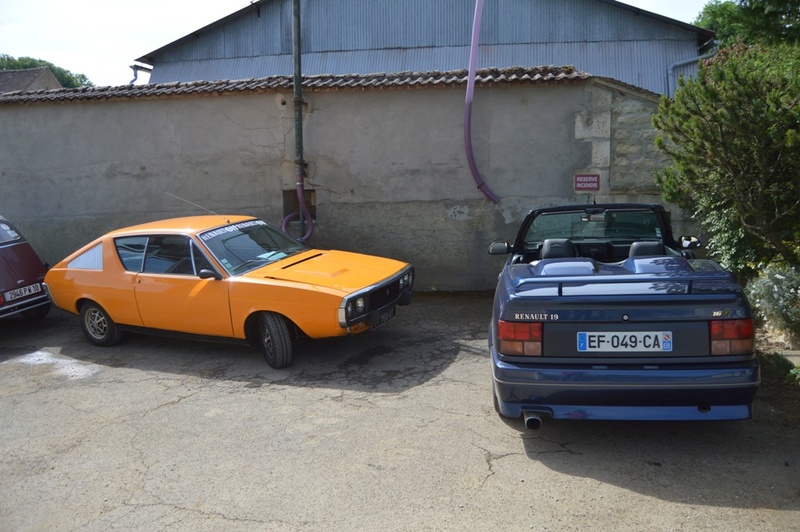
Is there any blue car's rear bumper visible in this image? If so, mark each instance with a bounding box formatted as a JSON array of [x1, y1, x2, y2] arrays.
[[491, 347, 760, 422]]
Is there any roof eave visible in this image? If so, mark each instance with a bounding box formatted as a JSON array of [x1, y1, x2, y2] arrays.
[[135, 0, 271, 66], [596, 0, 715, 46], [0, 66, 602, 105]]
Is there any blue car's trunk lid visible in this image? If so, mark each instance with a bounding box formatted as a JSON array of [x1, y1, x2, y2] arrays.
[[499, 256, 750, 360]]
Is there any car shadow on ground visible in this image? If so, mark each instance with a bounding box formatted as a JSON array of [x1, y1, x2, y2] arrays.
[[497, 399, 800, 511], [0, 293, 494, 395]]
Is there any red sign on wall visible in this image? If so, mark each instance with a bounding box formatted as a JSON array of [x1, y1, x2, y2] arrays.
[[574, 173, 600, 192]]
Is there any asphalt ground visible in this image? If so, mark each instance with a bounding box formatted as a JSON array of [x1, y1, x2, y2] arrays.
[[1, 293, 798, 531]]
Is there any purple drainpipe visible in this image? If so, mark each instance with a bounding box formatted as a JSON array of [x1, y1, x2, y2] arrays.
[[464, 0, 500, 203]]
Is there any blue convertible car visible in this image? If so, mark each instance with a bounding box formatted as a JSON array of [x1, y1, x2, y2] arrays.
[[488, 204, 759, 429]]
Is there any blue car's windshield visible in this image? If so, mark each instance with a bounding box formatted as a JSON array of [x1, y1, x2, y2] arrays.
[[199, 219, 308, 275], [526, 208, 663, 243]]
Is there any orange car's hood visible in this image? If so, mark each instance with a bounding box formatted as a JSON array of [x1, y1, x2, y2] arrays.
[[246, 249, 407, 292]]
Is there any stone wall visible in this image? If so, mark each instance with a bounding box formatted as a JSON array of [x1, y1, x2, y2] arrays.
[[0, 79, 691, 290]]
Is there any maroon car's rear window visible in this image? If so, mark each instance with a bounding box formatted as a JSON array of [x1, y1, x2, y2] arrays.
[[0, 222, 22, 245]]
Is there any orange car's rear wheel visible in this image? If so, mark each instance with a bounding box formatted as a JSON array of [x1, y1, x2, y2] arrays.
[[258, 312, 293, 369], [80, 301, 123, 347]]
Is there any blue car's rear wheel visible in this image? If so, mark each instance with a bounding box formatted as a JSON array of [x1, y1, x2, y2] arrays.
[[80, 301, 122, 347], [258, 312, 293, 368]]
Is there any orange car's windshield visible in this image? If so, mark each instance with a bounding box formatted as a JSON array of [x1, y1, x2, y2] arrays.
[[199, 219, 308, 275]]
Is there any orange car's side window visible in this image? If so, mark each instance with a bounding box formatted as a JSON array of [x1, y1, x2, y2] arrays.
[[115, 236, 148, 272], [143, 236, 193, 275]]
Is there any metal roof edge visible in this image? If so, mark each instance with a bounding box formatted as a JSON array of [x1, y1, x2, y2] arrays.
[[595, 0, 715, 46], [134, 0, 271, 66]]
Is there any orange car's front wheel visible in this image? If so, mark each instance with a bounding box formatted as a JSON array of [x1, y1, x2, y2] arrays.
[[258, 312, 293, 369]]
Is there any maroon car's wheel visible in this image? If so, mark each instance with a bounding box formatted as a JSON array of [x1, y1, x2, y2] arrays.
[[258, 312, 293, 368], [80, 301, 123, 346]]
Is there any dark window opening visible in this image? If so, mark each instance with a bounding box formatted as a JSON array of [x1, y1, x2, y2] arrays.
[[283, 189, 316, 220]]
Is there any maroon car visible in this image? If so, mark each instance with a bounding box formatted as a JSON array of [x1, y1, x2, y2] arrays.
[[0, 215, 51, 319]]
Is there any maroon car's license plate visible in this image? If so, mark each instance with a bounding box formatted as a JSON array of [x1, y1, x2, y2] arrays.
[[4, 283, 41, 301]]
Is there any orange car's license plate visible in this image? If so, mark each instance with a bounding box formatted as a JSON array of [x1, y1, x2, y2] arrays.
[[375, 307, 396, 328]]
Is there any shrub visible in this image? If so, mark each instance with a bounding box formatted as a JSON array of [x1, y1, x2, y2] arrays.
[[653, 42, 800, 279], [746, 263, 800, 347]]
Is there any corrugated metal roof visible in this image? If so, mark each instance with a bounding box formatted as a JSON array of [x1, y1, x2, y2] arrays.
[[147, 40, 702, 95], [1, 66, 651, 106], [135, 0, 714, 96]]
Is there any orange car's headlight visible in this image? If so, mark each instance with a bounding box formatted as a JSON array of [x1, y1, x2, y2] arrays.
[[399, 272, 413, 288]]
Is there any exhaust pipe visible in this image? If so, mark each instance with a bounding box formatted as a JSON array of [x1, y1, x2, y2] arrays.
[[523, 412, 543, 430]]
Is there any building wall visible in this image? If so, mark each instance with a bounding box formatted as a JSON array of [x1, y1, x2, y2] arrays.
[[146, 0, 710, 96], [0, 81, 679, 291]]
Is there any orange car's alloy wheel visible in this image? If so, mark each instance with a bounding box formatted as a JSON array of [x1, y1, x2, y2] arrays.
[[80, 301, 123, 347]]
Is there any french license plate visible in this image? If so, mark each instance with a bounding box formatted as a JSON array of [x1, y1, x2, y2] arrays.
[[577, 331, 672, 352], [4, 283, 41, 302], [374, 307, 396, 328]]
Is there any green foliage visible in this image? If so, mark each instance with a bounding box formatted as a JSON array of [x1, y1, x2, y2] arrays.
[[746, 263, 800, 344], [696, 204, 772, 275], [696, 0, 800, 45], [738, 0, 800, 44], [653, 42, 800, 277], [696, 1, 748, 45], [0, 54, 93, 88]]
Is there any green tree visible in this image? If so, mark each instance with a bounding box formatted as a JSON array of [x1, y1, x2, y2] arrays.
[[0, 54, 93, 88], [738, 0, 800, 43], [696, 0, 800, 45], [652, 43, 800, 276], [695, 1, 747, 45]]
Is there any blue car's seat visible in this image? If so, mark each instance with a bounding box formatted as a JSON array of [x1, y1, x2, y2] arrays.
[[629, 241, 665, 257], [541, 238, 577, 259]]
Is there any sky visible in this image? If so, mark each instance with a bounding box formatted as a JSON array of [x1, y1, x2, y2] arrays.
[[0, 0, 709, 88]]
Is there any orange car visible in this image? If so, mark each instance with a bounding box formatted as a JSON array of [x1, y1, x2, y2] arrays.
[[44, 215, 413, 368]]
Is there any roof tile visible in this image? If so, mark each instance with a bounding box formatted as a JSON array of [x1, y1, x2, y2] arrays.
[[0, 66, 653, 106]]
